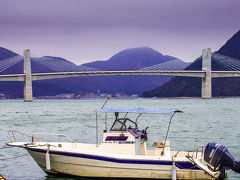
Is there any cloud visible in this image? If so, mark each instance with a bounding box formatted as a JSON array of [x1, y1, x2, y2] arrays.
[[0, 0, 240, 63], [1, 0, 239, 30]]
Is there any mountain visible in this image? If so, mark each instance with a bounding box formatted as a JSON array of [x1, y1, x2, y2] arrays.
[[143, 30, 240, 98], [217, 30, 240, 59], [0, 46, 186, 98], [0, 47, 18, 60], [83, 47, 176, 70]]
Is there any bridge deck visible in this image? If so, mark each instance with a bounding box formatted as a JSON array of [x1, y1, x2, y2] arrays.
[[0, 70, 240, 82], [0, 70, 205, 81]]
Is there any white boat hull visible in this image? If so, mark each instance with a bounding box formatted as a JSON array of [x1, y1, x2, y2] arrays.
[[27, 147, 217, 180]]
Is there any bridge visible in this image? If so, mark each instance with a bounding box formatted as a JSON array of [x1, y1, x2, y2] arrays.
[[0, 48, 240, 101]]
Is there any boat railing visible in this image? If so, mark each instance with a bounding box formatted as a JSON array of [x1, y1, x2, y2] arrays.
[[8, 130, 74, 145], [32, 132, 74, 143], [187, 145, 205, 159]]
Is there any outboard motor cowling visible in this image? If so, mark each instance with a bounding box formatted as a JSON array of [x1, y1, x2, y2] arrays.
[[204, 142, 240, 173]]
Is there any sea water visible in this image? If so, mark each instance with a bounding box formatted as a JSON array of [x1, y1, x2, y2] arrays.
[[0, 98, 240, 180]]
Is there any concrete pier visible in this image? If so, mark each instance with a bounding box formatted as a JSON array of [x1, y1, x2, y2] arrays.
[[201, 48, 212, 99], [23, 49, 33, 102]]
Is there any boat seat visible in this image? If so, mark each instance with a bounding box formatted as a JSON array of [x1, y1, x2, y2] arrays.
[[152, 140, 170, 148], [112, 128, 121, 131]]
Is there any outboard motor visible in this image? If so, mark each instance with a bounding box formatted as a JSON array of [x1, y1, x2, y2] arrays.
[[204, 142, 240, 174]]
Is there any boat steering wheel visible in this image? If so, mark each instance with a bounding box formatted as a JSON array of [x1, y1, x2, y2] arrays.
[[141, 127, 148, 141]]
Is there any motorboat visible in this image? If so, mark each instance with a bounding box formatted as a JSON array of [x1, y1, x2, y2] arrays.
[[7, 108, 240, 179]]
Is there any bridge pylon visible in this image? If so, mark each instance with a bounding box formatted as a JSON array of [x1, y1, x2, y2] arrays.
[[23, 49, 33, 102], [201, 48, 212, 99]]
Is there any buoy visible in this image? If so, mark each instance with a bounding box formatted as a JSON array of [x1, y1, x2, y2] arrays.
[[46, 148, 51, 170], [172, 161, 177, 180], [0, 175, 6, 180]]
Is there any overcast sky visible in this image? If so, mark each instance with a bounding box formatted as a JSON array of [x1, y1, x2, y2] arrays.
[[0, 0, 239, 64]]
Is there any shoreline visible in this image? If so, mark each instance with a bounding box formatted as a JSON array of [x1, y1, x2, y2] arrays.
[[1, 96, 240, 101]]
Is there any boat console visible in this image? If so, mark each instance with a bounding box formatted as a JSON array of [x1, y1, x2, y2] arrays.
[[110, 119, 147, 141], [101, 114, 148, 156]]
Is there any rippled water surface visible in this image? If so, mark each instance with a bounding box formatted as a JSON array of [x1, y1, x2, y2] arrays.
[[0, 98, 240, 180]]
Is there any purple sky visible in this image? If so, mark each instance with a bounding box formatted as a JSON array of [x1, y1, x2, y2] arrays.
[[0, 0, 240, 64]]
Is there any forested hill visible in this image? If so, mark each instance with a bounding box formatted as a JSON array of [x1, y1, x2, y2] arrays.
[[82, 47, 176, 70]]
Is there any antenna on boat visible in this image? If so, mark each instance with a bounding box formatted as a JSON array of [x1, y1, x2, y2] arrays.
[[101, 95, 111, 109]]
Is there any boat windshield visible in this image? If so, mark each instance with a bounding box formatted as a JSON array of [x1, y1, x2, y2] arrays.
[[110, 118, 138, 131]]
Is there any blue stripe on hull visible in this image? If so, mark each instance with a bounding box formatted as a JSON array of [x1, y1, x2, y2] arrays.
[[27, 147, 200, 170]]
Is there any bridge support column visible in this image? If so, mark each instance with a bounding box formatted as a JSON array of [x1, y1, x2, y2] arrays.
[[201, 48, 212, 99], [24, 49, 33, 102]]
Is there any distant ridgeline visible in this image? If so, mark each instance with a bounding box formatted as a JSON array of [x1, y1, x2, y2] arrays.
[[0, 47, 189, 98], [143, 30, 240, 98]]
